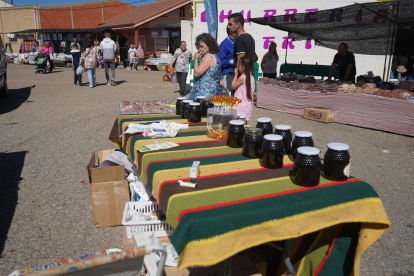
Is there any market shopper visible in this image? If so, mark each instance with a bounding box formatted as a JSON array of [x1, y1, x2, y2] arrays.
[[70, 37, 81, 50], [188, 33, 222, 101], [219, 27, 237, 95], [328, 43, 356, 82], [261, 42, 279, 79], [232, 56, 255, 120], [128, 44, 137, 71], [100, 32, 117, 86], [70, 44, 82, 86], [40, 41, 54, 73], [170, 41, 192, 96], [80, 40, 100, 88]]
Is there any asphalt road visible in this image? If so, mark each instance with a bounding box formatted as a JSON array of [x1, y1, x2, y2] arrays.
[[0, 64, 413, 275]]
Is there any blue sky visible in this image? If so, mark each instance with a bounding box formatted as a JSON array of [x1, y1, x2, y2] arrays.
[[13, 0, 156, 7]]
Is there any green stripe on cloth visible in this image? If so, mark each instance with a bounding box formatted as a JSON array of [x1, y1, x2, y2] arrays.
[[128, 130, 209, 163], [146, 153, 251, 194], [140, 146, 242, 182], [317, 223, 361, 276], [170, 180, 378, 255]]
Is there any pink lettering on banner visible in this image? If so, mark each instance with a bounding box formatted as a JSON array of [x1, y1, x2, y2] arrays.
[[373, 9, 388, 23], [219, 10, 232, 23], [355, 8, 363, 23], [263, 37, 275, 49], [305, 39, 312, 49], [305, 9, 318, 22], [284, 9, 297, 22], [201, 11, 206, 22], [282, 36, 295, 49], [240, 10, 252, 22], [329, 8, 343, 22], [263, 9, 277, 22]]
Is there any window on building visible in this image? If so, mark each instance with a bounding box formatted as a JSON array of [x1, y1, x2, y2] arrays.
[[155, 38, 168, 51]]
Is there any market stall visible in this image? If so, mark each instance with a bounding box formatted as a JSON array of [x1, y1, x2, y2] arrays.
[[108, 100, 390, 275]]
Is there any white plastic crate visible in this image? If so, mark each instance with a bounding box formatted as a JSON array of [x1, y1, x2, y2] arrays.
[[122, 201, 174, 239]]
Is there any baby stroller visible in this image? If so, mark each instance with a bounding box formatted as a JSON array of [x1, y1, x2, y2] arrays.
[[34, 54, 50, 74]]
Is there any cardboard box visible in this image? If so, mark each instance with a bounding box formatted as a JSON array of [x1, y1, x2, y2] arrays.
[[86, 150, 129, 227], [303, 108, 334, 123], [123, 226, 135, 250]]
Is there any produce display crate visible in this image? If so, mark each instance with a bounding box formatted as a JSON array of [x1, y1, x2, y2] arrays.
[[122, 201, 174, 239]]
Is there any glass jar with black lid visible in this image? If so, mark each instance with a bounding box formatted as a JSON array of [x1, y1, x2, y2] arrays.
[[236, 114, 247, 125], [292, 146, 321, 187], [323, 143, 351, 181], [242, 127, 263, 158], [201, 98, 211, 117], [188, 102, 202, 122], [274, 124, 292, 156], [227, 120, 245, 148], [259, 134, 284, 169], [196, 96, 207, 104], [181, 100, 192, 119], [176, 97, 187, 115], [256, 117, 273, 136], [291, 131, 314, 161]]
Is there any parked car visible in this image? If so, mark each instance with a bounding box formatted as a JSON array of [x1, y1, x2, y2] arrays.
[[0, 35, 8, 98]]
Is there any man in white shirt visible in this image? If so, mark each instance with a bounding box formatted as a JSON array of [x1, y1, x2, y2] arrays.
[[128, 44, 137, 71]]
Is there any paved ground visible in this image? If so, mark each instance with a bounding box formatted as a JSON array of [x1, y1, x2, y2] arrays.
[[0, 64, 413, 276]]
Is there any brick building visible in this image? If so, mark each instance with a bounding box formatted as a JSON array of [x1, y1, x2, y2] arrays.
[[0, 5, 40, 52], [98, 0, 192, 58], [0, 0, 13, 8], [39, 0, 136, 29]]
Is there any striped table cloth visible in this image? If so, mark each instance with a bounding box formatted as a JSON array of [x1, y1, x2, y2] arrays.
[[257, 82, 414, 137], [109, 113, 390, 275]]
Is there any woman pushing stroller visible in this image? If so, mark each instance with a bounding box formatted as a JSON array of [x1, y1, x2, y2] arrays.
[[40, 41, 54, 73]]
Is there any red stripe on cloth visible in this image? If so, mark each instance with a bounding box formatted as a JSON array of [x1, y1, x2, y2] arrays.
[[145, 152, 242, 186], [313, 224, 345, 276], [177, 179, 359, 224]]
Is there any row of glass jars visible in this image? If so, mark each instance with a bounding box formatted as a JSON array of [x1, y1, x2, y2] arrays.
[[176, 96, 213, 122], [227, 118, 351, 186]]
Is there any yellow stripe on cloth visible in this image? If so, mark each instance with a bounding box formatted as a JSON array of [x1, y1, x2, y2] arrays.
[[152, 159, 264, 202], [176, 198, 390, 273]]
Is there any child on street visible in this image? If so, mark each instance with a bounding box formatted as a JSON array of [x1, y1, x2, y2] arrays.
[[231, 56, 255, 120], [71, 45, 82, 86], [128, 44, 137, 70]]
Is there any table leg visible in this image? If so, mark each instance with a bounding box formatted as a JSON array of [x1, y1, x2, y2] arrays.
[[223, 257, 232, 276], [266, 239, 296, 276]]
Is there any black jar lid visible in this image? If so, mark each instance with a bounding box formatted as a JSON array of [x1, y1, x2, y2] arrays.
[[327, 142, 349, 151], [275, 124, 291, 130], [229, 120, 245, 126], [257, 117, 272, 123], [297, 146, 320, 156], [246, 127, 263, 134], [264, 134, 283, 141]]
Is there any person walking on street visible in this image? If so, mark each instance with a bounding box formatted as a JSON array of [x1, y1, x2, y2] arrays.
[[81, 41, 100, 88], [128, 44, 137, 71], [100, 32, 117, 86], [71, 44, 82, 86], [70, 37, 81, 50], [40, 41, 54, 73], [170, 41, 192, 96], [219, 27, 237, 95], [227, 13, 257, 96], [261, 42, 279, 79]]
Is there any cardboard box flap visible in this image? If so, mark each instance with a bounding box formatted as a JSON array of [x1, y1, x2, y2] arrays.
[[98, 149, 116, 165], [90, 180, 129, 227], [90, 165, 125, 184], [86, 152, 96, 184]]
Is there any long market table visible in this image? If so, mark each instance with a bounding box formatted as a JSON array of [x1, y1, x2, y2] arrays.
[[109, 113, 390, 276], [257, 82, 414, 137]]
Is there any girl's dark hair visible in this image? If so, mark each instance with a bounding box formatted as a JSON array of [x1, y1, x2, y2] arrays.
[[195, 33, 220, 54], [239, 56, 254, 102], [84, 40, 94, 50]]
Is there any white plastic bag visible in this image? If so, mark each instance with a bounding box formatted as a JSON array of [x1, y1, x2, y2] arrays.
[[76, 65, 84, 75], [49, 52, 54, 60]]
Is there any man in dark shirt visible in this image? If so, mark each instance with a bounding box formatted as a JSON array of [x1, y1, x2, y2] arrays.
[[328, 43, 356, 82]]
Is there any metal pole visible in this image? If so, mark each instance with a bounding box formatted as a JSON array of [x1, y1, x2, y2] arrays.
[[387, 2, 399, 81], [383, 4, 393, 81], [284, 32, 290, 75], [223, 257, 232, 276]]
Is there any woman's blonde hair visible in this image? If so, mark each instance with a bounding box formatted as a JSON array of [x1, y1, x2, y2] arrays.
[[268, 42, 278, 60], [44, 41, 50, 46]]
